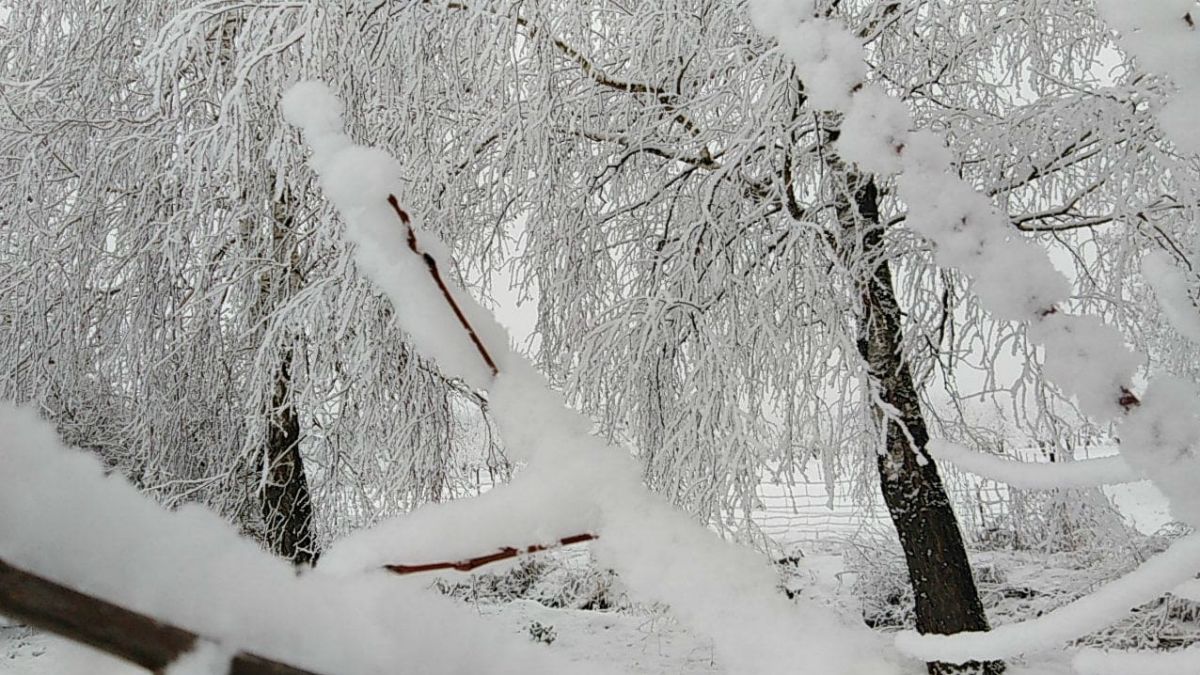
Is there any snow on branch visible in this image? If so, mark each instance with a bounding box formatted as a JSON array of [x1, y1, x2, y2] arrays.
[[748, 0, 1144, 421], [284, 80, 900, 675], [0, 558, 317, 675], [894, 533, 1200, 662], [383, 534, 596, 575], [746, 0, 1200, 666], [0, 405, 601, 675], [1096, 0, 1200, 154], [926, 440, 1141, 489], [1142, 249, 1200, 344]]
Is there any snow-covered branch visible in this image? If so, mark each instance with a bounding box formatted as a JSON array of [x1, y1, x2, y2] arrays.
[[0, 405, 597, 675], [0, 558, 318, 675], [284, 80, 900, 675], [926, 440, 1141, 489]]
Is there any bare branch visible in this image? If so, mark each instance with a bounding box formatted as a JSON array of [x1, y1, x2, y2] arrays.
[[383, 533, 597, 575]]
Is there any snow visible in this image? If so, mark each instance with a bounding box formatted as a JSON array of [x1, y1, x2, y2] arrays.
[[1027, 315, 1142, 422], [838, 86, 911, 175], [1117, 377, 1200, 526], [748, 0, 865, 109], [894, 532, 1200, 663], [164, 642, 231, 675], [1142, 250, 1200, 343], [0, 404, 606, 675], [1095, 0, 1200, 154], [5, 607, 722, 675], [1073, 645, 1200, 675], [927, 440, 1141, 489], [285, 81, 901, 675]]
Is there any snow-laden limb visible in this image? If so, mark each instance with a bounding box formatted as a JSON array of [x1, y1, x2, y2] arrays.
[[1142, 251, 1200, 344], [1095, 0, 1200, 154], [280, 82, 510, 392], [286, 81, 903, 675], [748, 0, 1141, 422], [894, 533, 1200, 663], [1117, 377, 1200, 525], [0, 405, 610, 675], [319, 458, 605, 574], [1072, 645, 1200, 675], [927, 440, 1141, 489]]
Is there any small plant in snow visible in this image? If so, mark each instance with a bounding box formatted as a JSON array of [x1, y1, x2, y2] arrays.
[[527, 621, 556, 646]]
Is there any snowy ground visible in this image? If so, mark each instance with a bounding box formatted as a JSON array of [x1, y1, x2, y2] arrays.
[[0, 443, 1181, 673], [0, 603, 723, 675], [4, 546, 1189, 674]]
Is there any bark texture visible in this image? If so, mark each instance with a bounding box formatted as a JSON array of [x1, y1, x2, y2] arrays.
[[843, 175, 1003, 675], [261, 346, 317, 565]]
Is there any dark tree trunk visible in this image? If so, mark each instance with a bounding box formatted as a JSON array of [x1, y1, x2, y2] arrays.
[[261, 346, 318, 566], [842, 176, 1002, 675]]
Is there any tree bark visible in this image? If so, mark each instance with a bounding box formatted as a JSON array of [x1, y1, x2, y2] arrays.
[[842, 176, 1003, 675], [261, 345, 317, 565]]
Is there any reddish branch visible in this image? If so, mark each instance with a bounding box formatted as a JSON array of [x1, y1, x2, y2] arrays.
[[387, 194, 499, 376], [0, 558, 322, 675], [383, 534, 597, 575]]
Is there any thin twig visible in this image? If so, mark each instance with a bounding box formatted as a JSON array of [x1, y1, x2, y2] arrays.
[[387, 194, 499, 376], [383, 533, 597, 575]]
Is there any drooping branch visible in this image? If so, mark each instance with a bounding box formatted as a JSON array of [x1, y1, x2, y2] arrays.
[[0, 558, 322, 675]]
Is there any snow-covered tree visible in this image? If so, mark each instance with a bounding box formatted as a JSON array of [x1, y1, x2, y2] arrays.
[[0, 0, 497, 560], [4, 1, 1200, 674]]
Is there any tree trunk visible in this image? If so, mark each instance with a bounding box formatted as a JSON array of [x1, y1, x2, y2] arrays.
[[261, 346, 318, 565], [257, 188, 317, 566], [843, 176, 1003, 675]]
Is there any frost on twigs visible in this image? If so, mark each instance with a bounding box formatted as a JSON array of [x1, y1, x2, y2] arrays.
[[1142, 250, 1200, 343], [285, 79, 901, 675], [1118, 377, 1200, 525]]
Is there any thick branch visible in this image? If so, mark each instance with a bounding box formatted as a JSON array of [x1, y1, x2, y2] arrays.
[[0, 558, 322, 675]]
